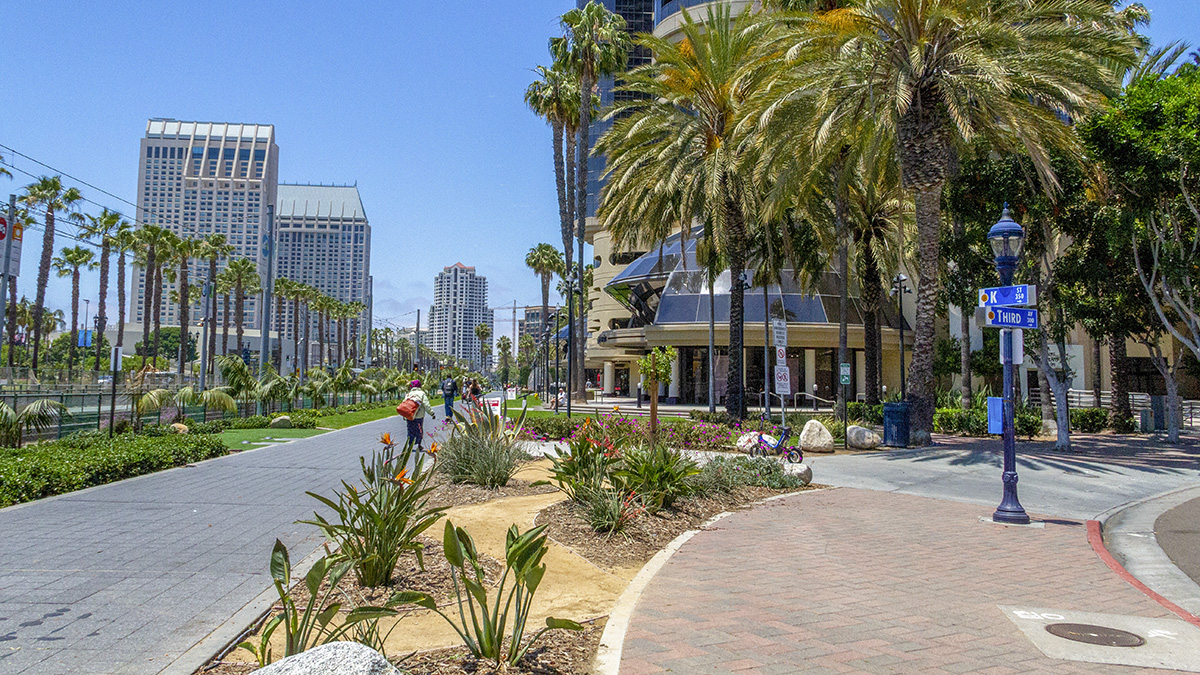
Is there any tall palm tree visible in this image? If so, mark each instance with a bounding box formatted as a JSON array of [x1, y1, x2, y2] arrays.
[[112, 225, 136, 351], [475, 322, 492, 371], [556, 2, 631, 402], [597, 5, 773, 419], [199, 233, 235, 374], [170, 236, 201, 373], [51, 246, 97, 371], [525, 243, 563, 340], [133, 225, 170, 367], [79, 209, 128, 369], [768, 0, 1138, 441], [217, 270, 233, 357], [273, 277, 292, 372], [22, 176, 83, 369], [224, 257, 261, 354]]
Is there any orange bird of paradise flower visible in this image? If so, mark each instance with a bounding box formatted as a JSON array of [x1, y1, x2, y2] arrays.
[[427, 443, 439, 456], [390, 469, 413, 486], [380, 433, 394, 446]]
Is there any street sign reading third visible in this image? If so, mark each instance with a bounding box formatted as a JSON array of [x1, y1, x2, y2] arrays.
[[984, 306, 1039, 330], [978, 284, 1037, 307]]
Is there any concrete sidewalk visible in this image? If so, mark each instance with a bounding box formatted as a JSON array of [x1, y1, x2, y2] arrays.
[[0, 413, 449, 675], [619, 488, 1198, 674]]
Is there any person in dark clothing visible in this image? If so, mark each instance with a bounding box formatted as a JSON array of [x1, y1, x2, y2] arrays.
[[441, 376, 458, 419]]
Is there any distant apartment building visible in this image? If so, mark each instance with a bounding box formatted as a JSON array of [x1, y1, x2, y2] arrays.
[[429, 264, 492, 370], [275, 184, 371, 370], [133, 119, 279, 331], [517, 305, 562, 344]]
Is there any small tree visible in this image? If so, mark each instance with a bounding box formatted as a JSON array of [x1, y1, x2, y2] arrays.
[[637, 346, 677, 446]]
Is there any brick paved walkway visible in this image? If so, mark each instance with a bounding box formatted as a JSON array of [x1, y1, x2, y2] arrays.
[[621, 488, 1183, 674], [0, 413, 450, 675]]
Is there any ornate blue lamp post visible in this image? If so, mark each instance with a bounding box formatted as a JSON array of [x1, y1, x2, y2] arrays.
[[989, 207, 1030, 525]]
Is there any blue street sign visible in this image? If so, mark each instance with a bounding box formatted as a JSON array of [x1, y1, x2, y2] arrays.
[[978, 284, 1037, 307], [77, 329, 93, 348], [987, 397, 1004, 435], [983, 306, 1039, 329]]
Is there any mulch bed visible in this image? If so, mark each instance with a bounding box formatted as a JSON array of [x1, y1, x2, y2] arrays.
[[537, 486, 820, 571], [427, 476, 557, 510], [396, 621, 605, 675]]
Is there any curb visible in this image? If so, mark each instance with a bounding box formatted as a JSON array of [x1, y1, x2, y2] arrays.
[[1086, 520, 1200, 629], [593, 486, 831, 675]]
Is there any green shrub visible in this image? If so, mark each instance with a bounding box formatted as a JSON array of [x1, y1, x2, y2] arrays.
[[845, 402, 884, 426], [0, 434, 228, 507], [228, 415, 271, 429], [438, 402, 528, 488], [519, 415, 581, 441], [690, 455, 806, 494], [190, 420, 227, 434], [1110, 413, 1137, 434], [611, 445, 700, 512], [933, 408, 988, 435], [301, 441, 446, 587], [542, 427, 620, 502], [1071, 407, 1108, 433], [1015, 407, 1042, 438], [287, 414, 318, 429], [584, 487, 645, 534], [687, 410, 738, 428]]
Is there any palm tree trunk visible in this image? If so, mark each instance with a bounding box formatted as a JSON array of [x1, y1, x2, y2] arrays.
[[235, 283, 245, 353], [116, 249, 126, 349], [208, 258, 218, 375], [222, 293, 230, 357], [1092, 335, 1103, 407], [837, 188, 849, 416], [69, 271, 80, 371], [141, 249, 155, 367], [907, 187, 942, 445], [152, 265, 164, 364], [724, 198, 747, 420], [291, 296, 300, 375], [574, 72, 592, 403], [95, 242, 110, 370], [318, 312, 326, 367], [302, 302, 310, 373], [960, 302, 973, 410], [1109, 335, 1132, 424], [31, 208, 55, 371], [275, 294, 284, 372], [178, 261, 189, 374]]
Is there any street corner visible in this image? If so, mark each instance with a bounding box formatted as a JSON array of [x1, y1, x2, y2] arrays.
[[1000, 606, 1200, 672]]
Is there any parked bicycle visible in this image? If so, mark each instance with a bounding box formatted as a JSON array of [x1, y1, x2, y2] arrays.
[[744, 412, 804, 464]]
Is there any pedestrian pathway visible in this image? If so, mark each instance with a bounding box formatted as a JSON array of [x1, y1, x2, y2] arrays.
[[0, 412, 446, 675], [619, 487, 1194, 674]]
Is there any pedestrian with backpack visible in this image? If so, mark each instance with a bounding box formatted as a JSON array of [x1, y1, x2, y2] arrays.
[[396, 379, 435, 451], [441, 376, 458, 420]]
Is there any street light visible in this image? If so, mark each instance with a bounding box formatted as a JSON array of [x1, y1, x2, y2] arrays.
[[988, 206, 1029, 525], [889, 273, 911, 399]]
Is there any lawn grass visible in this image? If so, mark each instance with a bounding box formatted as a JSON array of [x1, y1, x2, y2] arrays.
[[220, 428, 327, 445], [315, 397, 443, 430]]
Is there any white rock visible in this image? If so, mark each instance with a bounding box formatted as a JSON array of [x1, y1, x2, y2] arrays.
[[269, 415, 292, 429], [846, 425, 881, 450], [799, 420, 835, 453], [794, 463, 813, 486], [254, 642, 399, 675]]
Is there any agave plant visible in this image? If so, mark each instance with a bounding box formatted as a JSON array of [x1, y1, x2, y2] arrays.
[[0, 398, 69, 448]]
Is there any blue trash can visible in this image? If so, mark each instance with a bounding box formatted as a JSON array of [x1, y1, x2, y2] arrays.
[[883, 402, 910, 448]]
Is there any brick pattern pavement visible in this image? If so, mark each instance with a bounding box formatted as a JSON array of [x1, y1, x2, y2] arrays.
[[0, 413, 435, 675], [621, 488, 1179, 674]]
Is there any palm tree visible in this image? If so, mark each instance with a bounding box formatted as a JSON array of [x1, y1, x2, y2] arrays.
[[273, 277, 292, 372], [0, 398, 68, 448], [597, 6, 773, 419], [475, 322, 492, 371], [133, 226, 170, 367], [525, 244, 562, 341], [112, 225, 136, 352], [224, 257, 261, 355], [79, 209, 128, 370], [22, 176, 84, 369], [151, 231, 180, 361], [768, 0, 1138, 441], [199, 234, 235, 374], [556, 2, 631, 402], [51, 246, 97, 371], [217, 270, 233, 357], [170, 236, 201, 373]]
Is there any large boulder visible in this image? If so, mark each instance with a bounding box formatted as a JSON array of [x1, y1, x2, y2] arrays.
[[269, 415, 292, 429], [799, 420, 835, 453], [846, 425, 881, 450], [169, 423, 188, 435], [254, 642, 399, 674], [794, 463, 813, 486]]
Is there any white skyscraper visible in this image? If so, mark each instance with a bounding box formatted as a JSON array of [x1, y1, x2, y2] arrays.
[[429, 264, 491, 370], [133, 119, 279, 331], [275, 184, 371, 371]]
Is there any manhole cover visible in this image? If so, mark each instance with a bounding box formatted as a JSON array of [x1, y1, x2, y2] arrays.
[[1045, 623, 1146, 647]]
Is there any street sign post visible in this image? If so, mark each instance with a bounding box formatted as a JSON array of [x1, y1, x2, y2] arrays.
[[771, 319, 787, 347], [775, 346, 786, 366], [983, 306, 1039, 330], [978, 284, 1036, 307], [774, 365, 791, 396], [1000, 329, 1024, 366]]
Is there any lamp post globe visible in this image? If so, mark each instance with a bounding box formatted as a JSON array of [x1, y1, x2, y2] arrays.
[[989, 205, 1030, 525]]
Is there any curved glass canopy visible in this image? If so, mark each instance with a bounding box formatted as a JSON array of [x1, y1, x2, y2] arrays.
[[604, 229, 906, 330]]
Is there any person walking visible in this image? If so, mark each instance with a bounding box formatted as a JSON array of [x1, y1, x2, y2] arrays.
[[470, 379, 483, 402], [441, 375, 458, 419], [402, 379, 435, 451]]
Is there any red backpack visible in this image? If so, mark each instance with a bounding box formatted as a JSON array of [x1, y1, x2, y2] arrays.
[[396, 399, 419, 420]]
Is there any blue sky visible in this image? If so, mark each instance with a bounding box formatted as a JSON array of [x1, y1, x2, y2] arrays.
[[1, 0, 1197, 343]]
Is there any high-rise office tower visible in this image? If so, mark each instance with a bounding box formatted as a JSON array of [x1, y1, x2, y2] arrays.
[[429, 264, 492, 370], [275, 184, 372, 370], [134, 119, 279, 330]]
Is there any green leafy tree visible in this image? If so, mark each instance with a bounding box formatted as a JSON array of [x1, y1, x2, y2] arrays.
[[51, 246, 96, 371], [524, 243, 563, 341], [225, 257, 262, 354], [474, 323, 492, 372], [135, 326, 199, 363], [496, 336, 514, 385], [79, 209, 129, 369]]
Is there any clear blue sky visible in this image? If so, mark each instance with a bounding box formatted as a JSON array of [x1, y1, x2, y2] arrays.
[[1, 0, 1197, 343]]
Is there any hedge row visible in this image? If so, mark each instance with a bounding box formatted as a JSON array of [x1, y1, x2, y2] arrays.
[[0, 433, 229, 508]]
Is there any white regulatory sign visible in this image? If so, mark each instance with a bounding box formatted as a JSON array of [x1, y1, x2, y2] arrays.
[[771, 319, 787, 347], [775, 346, 786, 366], [774, 365, 791, 396]]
